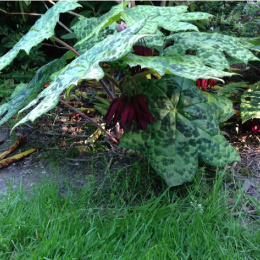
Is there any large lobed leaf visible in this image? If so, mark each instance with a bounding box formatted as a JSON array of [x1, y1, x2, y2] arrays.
[[13, 20, 148, 128], [0, 56, 67, 125], [72, 1, 127, 52], [241, 81, 260, 123], [163, 32, 259, 71], [123, 53, 236, 82], [0, 1, 81, 71], [120, 75, 240, 187], [73, 4, 213, 53], [122, 5, 212, 33], [122, 5, 212, 51], [75, 23, 118, 54]]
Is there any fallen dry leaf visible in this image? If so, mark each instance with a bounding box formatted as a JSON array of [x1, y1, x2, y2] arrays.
[[0, 136, 27, 160], [0, 148, 37, 169]]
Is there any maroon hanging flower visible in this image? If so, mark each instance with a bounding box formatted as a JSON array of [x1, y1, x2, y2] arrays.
[[105, 94, 155, 131], [196, 78, 217, 91], [131, 45, 153, 75]]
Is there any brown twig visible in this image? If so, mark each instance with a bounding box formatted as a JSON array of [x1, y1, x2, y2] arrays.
[[51, 36, 115, 100], [51, 36, 80, 56], [40, 42, 67, 49], [3, 12, 42, 16], [160, 0, 167, 7], [129, 1, 136, 8], [42, 1, 74, 34], [47, 0, 80, 17], [105, 73, 120, 90], [60, 99, 119, 145], [104, 157, 113, 175], [43, 131, 90, 138], [99, 80, 115, 100]]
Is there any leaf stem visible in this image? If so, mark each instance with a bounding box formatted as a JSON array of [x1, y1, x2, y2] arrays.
[[2, 12, 42, 16], [47, 0, 80, 17], [131, 69, 155, 81], [51, 36, 80, 57], [99, 80, 115, 99], [104, 73, 120, 89], [51, 37, 115, 100], [59, 99, 119, 145], [42, 1, 74, 34]]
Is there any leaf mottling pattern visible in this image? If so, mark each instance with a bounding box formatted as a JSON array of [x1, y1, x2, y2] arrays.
[[0, 56, 67, 125], [13, 20, 147, 129], [163, 32, 259, 70], [124, 54, 236, 81], [241, 81, 260, 122], [120, 75, 240, 187], [0, 1, 81, 71]]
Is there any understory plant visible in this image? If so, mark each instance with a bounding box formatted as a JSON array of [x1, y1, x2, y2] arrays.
[[0, 1, 259, 187]]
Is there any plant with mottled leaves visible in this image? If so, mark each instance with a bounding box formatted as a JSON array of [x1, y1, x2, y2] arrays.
[[0, 1, 259, 187]]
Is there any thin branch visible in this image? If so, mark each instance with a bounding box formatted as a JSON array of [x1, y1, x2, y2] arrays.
[[67, 10, 81, 18], [47, 0, 80, 17], [40, 42, 67, 49], [131, 69, 155, 81], [3, 12, 42, 16], [60, 99, 119, 145], [129, 1, 136, 8], [43, 131, 90, 138], [99, 80, 115, 99], [160, 0, 167, 7], [51, 36, 80, 56], [51, 36, 115, 100], [104, 73, 120, 89], [42, 1, 73, 34]]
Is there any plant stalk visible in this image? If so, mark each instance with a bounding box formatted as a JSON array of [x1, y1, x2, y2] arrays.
[[59, 99, 118, 145], [51, 37, 114, 99], [50, 37, 117, 141], [42, 1, 74, 34], [131, 69, 155, 81], [51, 36, 80, 57]]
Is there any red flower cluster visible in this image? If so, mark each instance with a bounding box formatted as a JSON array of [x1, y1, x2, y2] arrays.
[[196, 79, 217, 91], [105, 94, 155, 131], [252, 125, 260, 133], [131, 45, 153, 75], [133, 46, 153, 56]]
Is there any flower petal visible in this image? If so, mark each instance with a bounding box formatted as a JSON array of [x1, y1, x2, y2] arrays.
[[112, 97, 126, 126], [121, 101, 132, 129], [105, 98, 121, 127]]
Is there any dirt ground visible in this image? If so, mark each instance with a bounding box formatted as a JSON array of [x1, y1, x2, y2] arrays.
[[0, 123, 138, 195], [0, 118, 259, 209]]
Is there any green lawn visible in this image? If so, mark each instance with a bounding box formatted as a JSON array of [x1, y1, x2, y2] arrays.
[[0, 165, 259, 260]]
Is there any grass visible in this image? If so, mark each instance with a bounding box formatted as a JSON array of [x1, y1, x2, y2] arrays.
[[0, 164, 260, 260]]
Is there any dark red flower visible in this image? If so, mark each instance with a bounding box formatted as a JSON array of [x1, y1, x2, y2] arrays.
[[196, 79, 217, 91], [252, 125, 260, 133], [105, 94, 155, 131], [133, 46, 153, 57], [133, 94, 155, 130], [131, 45, 153, 75]]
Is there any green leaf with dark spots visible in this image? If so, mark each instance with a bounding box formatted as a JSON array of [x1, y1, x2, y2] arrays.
[[122, 5, 212, 33], [163, 32, 259, 70], [73, 2, 127, 50], [13, 20, 147, 128], [76, 23, 118, 54], [123, 54, 236, 81], [120, 75, 240, 187], [241, 81, 260, 123], [0, 56, 67, 125], [0, 1, 81, 71]]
